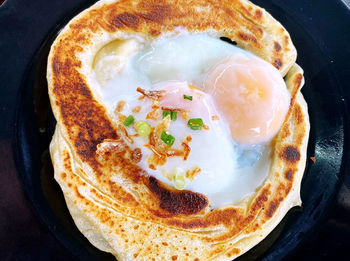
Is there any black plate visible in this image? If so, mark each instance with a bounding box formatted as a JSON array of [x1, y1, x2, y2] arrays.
[[4, 0, 350, 260]]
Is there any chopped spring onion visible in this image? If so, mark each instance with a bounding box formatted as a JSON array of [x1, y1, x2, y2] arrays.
[[173, 169, 186, 190], [123, 115, 134, 126], [162, 110, 177, 121], [170, 111, 177, 120], [183, 94, 193, 101], [162, 110, 171, 118], [134, 121, 151, 136], [187, 118, 203, 130], [161, 131, 175, 146]]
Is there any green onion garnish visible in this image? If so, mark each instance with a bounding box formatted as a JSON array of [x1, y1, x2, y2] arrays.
[[134, 121, 151, 136], [162, 110, 171, 118], [162, 110, 177, 121], [187, 118, 203, 130], [170, 111, 177, 120], [183, 94, 193, 101], [173, 170, 186, 190], [161, 131, 175, 146], [123, 115, 134, 126]]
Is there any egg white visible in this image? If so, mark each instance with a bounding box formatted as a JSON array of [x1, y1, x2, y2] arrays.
[[94, 34, 272, 208]]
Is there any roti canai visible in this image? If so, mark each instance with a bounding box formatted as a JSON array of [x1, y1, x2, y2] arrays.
[[47, 0, 309, 260]]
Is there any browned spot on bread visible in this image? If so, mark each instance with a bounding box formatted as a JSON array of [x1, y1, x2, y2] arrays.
[[250, 223, 260, 233], [255, 9, 262, 19], [238, 32, 259, 46], [294, 73, 303, 89], [285, 169, 294, 181], [162, 242, 168, 246], [274, 59, 283, 69], [208, 245, 226, 257], [138, 3, 172, 23], [74, 187, 84, 199], [75, 34, 91, 45], [284, 73, 304, 123], [52, 57, 79, 76], [61, 172, 67, 179], [284, 35, 289, 45], [99, 209, 112, 224], [293, 103, 304, 125], [250, 186, 270, 212], [226, 247, 241, 257], [108, 180, 139, 205], [257, 26, 263, 36], [266, 200, 278, 218], [112, 12, 140, 29], [274, 41, 281, 52], [150, 29, 161, 36], [281, 123, 291, 139], [147, 176, 208, 215], [63, 151, 72, 169], [171, 256, 178, 260], [239, 3, 252, 17], [280, 145, 301, 163]]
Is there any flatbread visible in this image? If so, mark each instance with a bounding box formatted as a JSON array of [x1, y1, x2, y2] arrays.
[[47, 0, 309, 260]]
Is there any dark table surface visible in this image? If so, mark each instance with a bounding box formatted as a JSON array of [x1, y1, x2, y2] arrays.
[[1, 0, 350, 260]]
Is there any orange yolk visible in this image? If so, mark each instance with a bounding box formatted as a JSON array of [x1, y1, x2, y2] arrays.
[[204, 54, 290, 144]]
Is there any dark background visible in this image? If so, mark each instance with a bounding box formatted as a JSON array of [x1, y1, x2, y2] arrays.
[[1, 0, 349, 260]]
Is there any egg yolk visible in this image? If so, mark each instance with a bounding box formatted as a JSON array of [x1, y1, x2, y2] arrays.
[[204, 53, 290, 144]]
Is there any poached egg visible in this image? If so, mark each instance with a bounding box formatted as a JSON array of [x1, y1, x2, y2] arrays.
[[93, 34, 290, 208]]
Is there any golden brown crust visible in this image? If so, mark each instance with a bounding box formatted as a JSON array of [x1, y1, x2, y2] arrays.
[[47, 0, 308, 260]]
